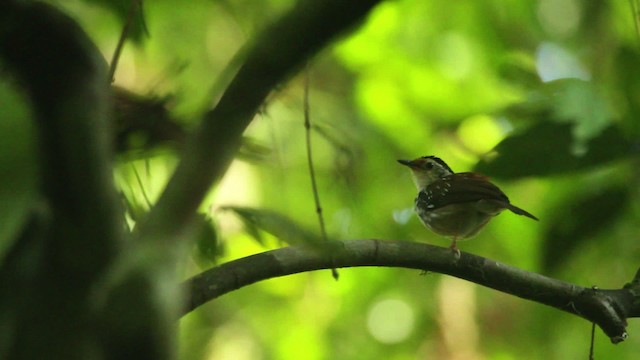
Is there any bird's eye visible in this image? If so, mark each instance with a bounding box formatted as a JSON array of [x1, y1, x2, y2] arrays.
[[425, 162, 433, 170]]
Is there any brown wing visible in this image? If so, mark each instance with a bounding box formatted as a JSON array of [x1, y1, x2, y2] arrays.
[[421, 172, 538, 220], [423, 173, 509, 208]]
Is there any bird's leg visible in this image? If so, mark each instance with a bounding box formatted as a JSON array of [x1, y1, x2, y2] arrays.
[[449, 238, 460, 259]]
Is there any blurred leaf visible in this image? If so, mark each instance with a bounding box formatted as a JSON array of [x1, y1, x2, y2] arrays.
[[503, 78, 612, 142], [114, 87, 272, 160], [120, 191, 147, 223], [0, 81, 38, 262], [237, 137, 272, 163], [475, 122, 573, 178], [614, 46, 640, 137], [85, 0, 147, 42], [497, 51, 540, 88], [475, 123, 635, 178], [117, 160, 155, 223], [191, 214, 223, 268], [548, 79, 612, 143], [221, 206, 321, 245], [114, 87, 185, 153], [541, 185, 629, 272], [581, 126, 636, 166]]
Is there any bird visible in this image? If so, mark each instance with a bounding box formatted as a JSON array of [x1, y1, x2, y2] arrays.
[[398, 155, 538, 256]]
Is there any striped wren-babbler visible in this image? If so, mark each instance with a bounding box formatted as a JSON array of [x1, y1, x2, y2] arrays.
[[398, 156, 538, 255]]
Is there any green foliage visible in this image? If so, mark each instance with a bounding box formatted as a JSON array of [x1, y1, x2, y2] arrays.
[[475, 122, 634, 178], [3, 0, 640, 359], [191, 214, 224, 268]]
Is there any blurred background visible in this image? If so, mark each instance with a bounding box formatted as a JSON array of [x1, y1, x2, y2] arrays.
[[2, 0, 640, 359]]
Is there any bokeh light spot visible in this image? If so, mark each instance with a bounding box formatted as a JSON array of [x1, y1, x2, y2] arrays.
[[366, 298, 415, 344], [435, 32, 473, 80], [457, 114, 505, 154], [536, 0, 581, 39]]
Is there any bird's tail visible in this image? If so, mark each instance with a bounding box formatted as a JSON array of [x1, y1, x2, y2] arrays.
[[507, 204, 539, 221]]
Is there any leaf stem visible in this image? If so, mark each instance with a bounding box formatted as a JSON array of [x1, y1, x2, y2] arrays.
[[108, 0, 144, 83], [303, 65, 339, 280]]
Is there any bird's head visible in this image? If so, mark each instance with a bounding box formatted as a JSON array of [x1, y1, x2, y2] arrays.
[[397, 156, 454, 190]]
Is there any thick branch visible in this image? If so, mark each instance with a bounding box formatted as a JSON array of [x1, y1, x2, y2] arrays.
[[138, 0, 384, 244], [0, 2, 122, 358], [0, 1, 121, 272], [184, 240, 638, 344]]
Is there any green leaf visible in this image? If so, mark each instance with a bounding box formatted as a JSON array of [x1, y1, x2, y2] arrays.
[[191, 214, 223, 268], [541, 185, 629, 272], [548, 79, 611, 143], [222, 206, 322, 246], [579, 126, 635, 166], [614, 46, 640, 137], [475, 123, 635, 179], [475, 122, 574, 178], [237, 136, 272, 163]]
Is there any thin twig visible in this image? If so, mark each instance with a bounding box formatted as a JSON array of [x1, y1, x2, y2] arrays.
[[588, 284, 599, 359], [303, 65, 339, 280], [589, 322, 596, 360], [588, 285, 598, 359], [131, 162, 152, 208], [108, 0, 143, 83]]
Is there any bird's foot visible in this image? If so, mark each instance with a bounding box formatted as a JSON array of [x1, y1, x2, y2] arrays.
[[449, 243, 461, 260]]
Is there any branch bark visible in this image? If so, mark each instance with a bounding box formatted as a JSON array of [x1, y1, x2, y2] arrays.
[[137, 0, 385, 244], [184, 239, 639, 344], [0, 1, 121, 272], [0, 1, 123, 358]]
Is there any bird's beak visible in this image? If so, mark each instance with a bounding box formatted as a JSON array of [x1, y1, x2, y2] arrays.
[[397, 159, 414, 167]]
